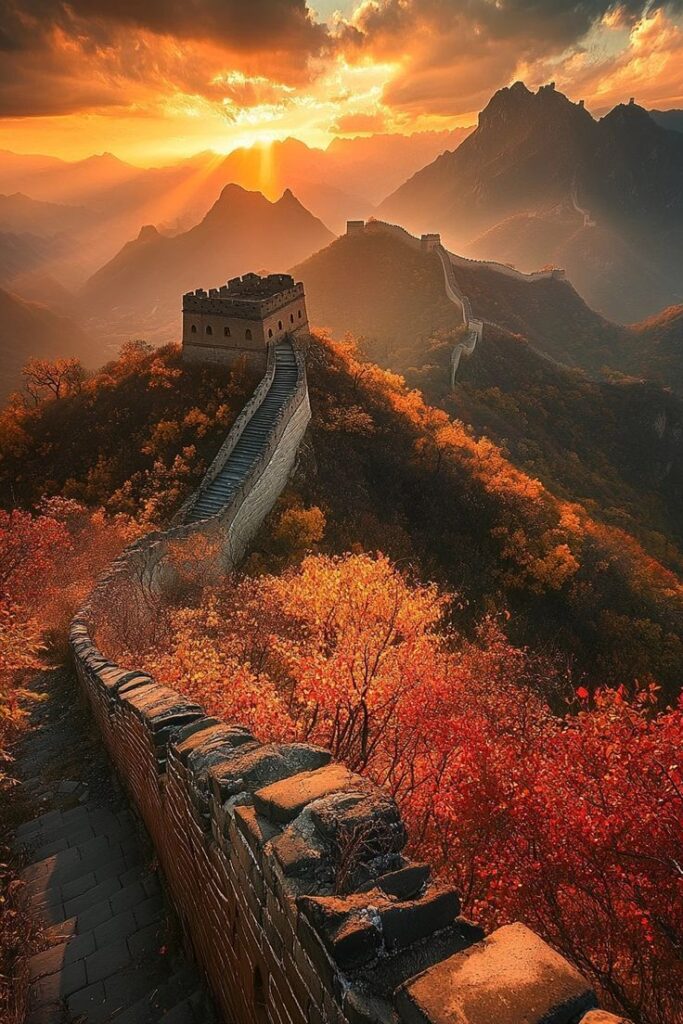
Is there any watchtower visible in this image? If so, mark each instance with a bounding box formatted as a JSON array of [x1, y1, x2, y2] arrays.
[[182, 273, 309, 371], [421, 233, 441, 252]]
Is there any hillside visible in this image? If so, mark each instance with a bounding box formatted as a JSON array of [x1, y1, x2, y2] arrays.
[[0, 193, 95, 237], [378, 83, 683, 321], [651, 109, 683, 132], [293, 230, 683, 563], [81, 185, 334, 345], [2, 336, 680, 707], [0, 288, 93, 401], [295, 228, 683, 384]]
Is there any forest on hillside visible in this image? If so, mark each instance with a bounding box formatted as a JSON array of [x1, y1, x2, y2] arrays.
[[1, 337, 682, 1022]]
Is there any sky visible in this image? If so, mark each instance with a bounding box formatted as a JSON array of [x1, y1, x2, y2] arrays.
[[1, 0, 683, 164]]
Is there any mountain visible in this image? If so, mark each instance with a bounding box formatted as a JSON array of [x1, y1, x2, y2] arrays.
[[0, 193, 95, 237], [378, 83, 683, 321], [295, 224, 683, 392], [0, 151, 140, 206], [650, 109, 683, 133], [292, 227, 683, 562], [0, 231, 63, 285], [165, 131, 473, 234], [0, 288, 93, 401], [81, 185, 334, 345]]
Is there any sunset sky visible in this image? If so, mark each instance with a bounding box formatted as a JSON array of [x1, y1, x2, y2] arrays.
[[2, 0, 683, 164]]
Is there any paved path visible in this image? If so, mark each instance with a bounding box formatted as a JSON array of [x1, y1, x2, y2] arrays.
[[12, 669, 216, 1024]]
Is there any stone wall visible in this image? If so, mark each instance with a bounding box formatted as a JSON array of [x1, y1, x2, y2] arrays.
[[70, 336, 629, 1023]]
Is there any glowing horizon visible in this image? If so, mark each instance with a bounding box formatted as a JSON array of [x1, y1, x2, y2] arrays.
[[0, 2, 682, 165]]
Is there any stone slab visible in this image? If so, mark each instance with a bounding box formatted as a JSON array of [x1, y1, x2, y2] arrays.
[[395, 922, 597, 1024], [254, 764, 362, 823]]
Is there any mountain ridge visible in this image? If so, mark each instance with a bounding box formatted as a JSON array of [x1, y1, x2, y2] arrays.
[[378, 83, 683, 321]]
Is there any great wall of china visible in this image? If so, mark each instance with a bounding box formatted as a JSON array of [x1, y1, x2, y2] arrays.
[[60, 240, 632, 1024], [356, 218, 567, 387]]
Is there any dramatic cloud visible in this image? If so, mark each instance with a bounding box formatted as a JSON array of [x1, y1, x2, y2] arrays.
[[1, 0, 327, 54], [556, 7, 683, 109], [0, 0, 328, 118], [0, 0, 681, 160], [335, 0, 683, 116]]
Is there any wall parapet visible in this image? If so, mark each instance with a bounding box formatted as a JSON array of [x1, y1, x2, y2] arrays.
[[69, 324, 628, 1024]]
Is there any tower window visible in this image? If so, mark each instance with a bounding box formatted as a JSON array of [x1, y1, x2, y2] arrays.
[[190, 324, 197, 334], [298, 309, 302, 318], [278, 320, 283, 330], [224, 326, 231, 337], [290, 313, 294, 323], [205, 324, 213, 335], [268, 328, 273, 338], [245, 329, 252, 341]]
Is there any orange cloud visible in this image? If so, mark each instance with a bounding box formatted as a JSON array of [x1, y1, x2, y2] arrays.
[[0, 0, 681, 162], [556, 8, 683, 109]]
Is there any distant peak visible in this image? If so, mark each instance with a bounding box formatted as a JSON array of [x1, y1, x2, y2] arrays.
[[479, 80, 593, 130], [277, 187, 305, 210], [137, 224, 160, 241], [217, 182, 254, 199], [601, 100, 655, 127]]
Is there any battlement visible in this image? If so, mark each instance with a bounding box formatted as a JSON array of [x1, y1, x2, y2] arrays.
[[183, 274, 305, 319]]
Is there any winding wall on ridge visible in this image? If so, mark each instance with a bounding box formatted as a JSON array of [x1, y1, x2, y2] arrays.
[[69, 326, 628, 1023], [362, 220, 486, 387]]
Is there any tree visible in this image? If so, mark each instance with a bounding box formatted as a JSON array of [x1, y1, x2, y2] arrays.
[[22, 358, 86, 404]]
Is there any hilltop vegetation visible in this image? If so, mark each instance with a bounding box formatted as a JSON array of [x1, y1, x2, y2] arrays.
[[0, 341, 257, 519]]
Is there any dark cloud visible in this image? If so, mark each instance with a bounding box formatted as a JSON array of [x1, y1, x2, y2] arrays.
[[1, 0, 327, 52], [0, 0, 329, 117]]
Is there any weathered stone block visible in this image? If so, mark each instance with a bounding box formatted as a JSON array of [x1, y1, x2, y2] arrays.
[[373, 863, 430, 901], [381, 885, 460, 951], [255, 764, 361, 824], [270, 830, 329, 881], [233, 804, 280, 857], [210, 742, 330, 805], [395, 922, 597, 1024]]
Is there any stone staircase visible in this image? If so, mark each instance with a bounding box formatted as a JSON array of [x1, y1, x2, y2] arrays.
[[185, 340, 299, 523]]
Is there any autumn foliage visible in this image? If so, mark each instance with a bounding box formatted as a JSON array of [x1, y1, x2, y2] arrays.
[[105, 551, 683, 1024], [2, 336, 683, 1023], [0, 499, 136, 774]]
